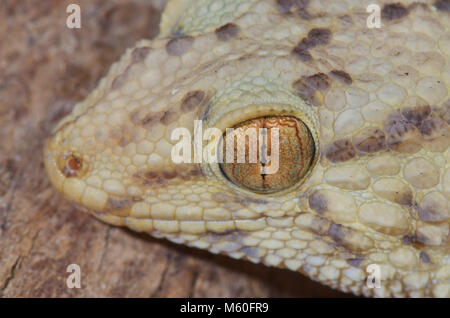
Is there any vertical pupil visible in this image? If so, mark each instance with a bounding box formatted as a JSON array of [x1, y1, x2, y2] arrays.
[[219, 116, 315, 193]]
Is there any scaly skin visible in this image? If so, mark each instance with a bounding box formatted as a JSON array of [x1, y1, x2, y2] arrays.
[[44, 0, 450, 297]]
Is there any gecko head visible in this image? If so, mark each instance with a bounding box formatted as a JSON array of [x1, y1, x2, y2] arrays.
[[43, 29, 321, 231]]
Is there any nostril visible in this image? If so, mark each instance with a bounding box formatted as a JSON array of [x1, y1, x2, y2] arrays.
[[57, 153, 85, 178]]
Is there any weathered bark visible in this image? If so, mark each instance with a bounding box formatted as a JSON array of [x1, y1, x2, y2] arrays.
[[0, 0, 352, 297]]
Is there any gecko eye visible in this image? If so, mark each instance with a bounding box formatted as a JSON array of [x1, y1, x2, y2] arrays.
[[219, 116, 315, 193]]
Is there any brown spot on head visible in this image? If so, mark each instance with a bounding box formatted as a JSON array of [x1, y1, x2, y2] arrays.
[[165, 35, 194, 56], [160, 110, 178, 125], [328, 223, 373, 251], [329, 70, 352, 85], [276, 0, 309, 14], [434, 0, 450, 11], [304, 73, 330, 91], [162, 170, 177, 179], [298, 213, 331, 235], [296, 7, 312, 20], [291, 28, 331, 61], [291, 44, 313, 61], [130, 109, 179, 127], [324, 139, 356, 163], [419, 251, 431, 264], [234, 195, 268, 205], [398, 192, 413, 206], [418, 194, 449, 222], [347, 256, 364, 267], [130, 110, 163, 127], [131, 47, 151, 63], [107, 197, 135, 211], [353, 128, 386, 153], [328, 223, 346, 244], [137, 167, 202, 187], [111, 65, 132, 90], [241, 246, 260, 258], [308, 191, 327, 214], [385, 113, 421, 152], [181, 90, 207, 112], [419, 117, 447, 139], [307, 28, 331, 46], [402, 234, 414, 244], [292, 78, 319, 105], [211, 192, 235, 203], [338, 15, 353, 26], [141, 171, 167, 186], [386, 113, 415, 137], [215, 23, 240, 41], [415, 231, 435, 246], [111, 75, 125, 90], [402, 105, 431, 126], [382, 3, 409, 20]]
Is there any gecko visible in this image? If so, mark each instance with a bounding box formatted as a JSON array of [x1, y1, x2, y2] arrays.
[[44, 0, 450, 297]]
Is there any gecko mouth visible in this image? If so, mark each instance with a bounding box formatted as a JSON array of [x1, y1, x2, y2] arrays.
[[219, 115, 315, 193]]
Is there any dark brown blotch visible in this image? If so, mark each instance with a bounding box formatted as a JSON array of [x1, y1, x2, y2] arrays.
[[215, 23, 240, 41], [304, 73, 330, 90], [329, 70, 352, 85], [166, 35, 194, 56], [353, 128, 386, 153], [325, 139, 356, 163], [419, 117, 447, 139], [131, 109, 178, 127], [111, 65, 132, 90], [308, 214, 331, 235], [291, 44, 313, 61], [402, 234, 415, 244], [415, 231, 435, 246], [276, 0, 309, 14], [308, 191, 327, 214], [292, 28, 331, 61], [212, 192, 235, 203], [131, 47, 151, 63], [138, 168, 202, 187], [347, 256, 364, 267], [419, 251, 431, 264], [382, 3, 409, 20], [111, 48, 150, 90], [241, 246, 260, 258], [234, 195, 268, 205], [385, 113, 418, 139], [398, 192, 413, 206], [418, 201, 448, 223], [160, 110, 178, 125], [402, 105, 431, 126], [107, 197, 137, 211], [181, 90, 207, 112], [292, 78, 319, 105], [296, 8, 312, 20], [383, 105, 450, 152], [328, 223, 347, 245], [130, 110, 163, 127], [434, 0, 450, 11], [307, 28, 331, 46]]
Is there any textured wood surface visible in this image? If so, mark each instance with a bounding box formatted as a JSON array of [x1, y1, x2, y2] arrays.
[[0, 0, 353, 297]]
